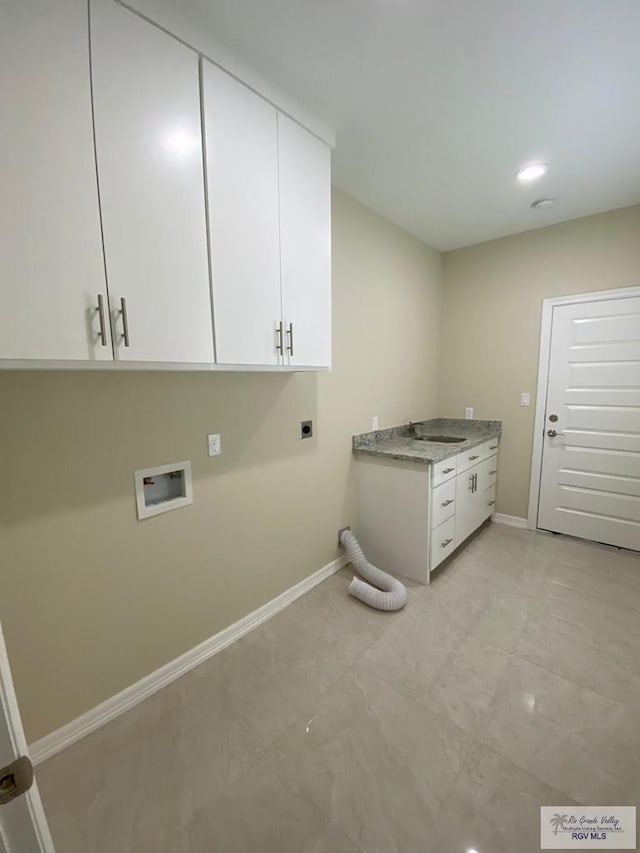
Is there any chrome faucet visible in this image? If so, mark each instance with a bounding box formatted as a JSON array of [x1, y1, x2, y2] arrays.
[[407, 420, 417, 437]]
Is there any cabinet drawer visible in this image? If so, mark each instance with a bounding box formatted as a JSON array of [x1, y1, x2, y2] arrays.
[[476, 456, 498, 492], [431, 478, 456, 529], [482, 437, 500, 459], [432, 456, 457, 487], [430, 516, 456, 571], [457, 446, 484, 473], [482, 484, 497, 521]]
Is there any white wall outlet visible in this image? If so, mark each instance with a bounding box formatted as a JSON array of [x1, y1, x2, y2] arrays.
[[372, 416, 379, 430], [520, 392, 531, 407], [465, 407, 474, 419], [207, 433, 221, 456]]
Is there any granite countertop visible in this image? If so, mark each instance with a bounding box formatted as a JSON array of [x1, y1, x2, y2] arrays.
[[352, 417, 502, 465]]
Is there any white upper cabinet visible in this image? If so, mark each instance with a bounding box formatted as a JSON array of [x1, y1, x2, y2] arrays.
[[90, 0, 213, 364], [201, 60, 282, 366], [278, 114, 332, 369], [1, 0, 111, 361]]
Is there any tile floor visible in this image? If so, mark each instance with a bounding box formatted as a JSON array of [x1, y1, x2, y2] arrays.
[[37, 522, 640, 852]]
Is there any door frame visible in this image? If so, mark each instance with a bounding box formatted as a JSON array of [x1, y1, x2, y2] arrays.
[[0, 622, 55, 852], [527, 284, 640, 531]]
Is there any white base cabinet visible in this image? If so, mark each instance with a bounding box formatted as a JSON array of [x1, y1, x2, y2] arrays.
[[355, 438, 499, 584]]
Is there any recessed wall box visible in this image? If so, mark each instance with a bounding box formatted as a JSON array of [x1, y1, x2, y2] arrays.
[[134, 461, 193, 520]]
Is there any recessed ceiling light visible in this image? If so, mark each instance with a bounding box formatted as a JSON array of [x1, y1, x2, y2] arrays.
[[516, 163, 547, 181], [531, 198, 556, 210]]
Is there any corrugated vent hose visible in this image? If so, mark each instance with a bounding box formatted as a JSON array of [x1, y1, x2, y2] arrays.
[[339, 529, 407, 611]]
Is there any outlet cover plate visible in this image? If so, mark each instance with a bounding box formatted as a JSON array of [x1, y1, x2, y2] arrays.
[[208, 434, 221, 456], [300, 420, 313, 439]]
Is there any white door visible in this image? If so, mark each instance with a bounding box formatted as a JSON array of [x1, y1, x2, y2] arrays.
[[0, 624, 54, 852], [201, 60, 282, 366], [90, 0, 214, 364], [278, 114, 332, 369], [1, 0, 111, 362], [537, 295, 640, 550]]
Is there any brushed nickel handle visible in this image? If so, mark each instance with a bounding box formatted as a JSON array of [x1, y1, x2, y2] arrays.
[[547, 429, 564, 437], [489, 444, 498, 450], [489, 469, 497, 475], [286, 322, 294, 356], [443, 467, 455, 474], [468, 475, 474, 492], [441, 499, 454, 507], [441, 537, 453, 548], [276, 321, 284, 355], [119, 297, 130, 347], [488, 499, 496, 506], [469, 455, 480, 461], [96, 294, 107, 346]]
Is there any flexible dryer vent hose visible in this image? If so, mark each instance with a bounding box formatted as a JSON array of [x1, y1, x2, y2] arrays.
[[339, 529, 407, 612]]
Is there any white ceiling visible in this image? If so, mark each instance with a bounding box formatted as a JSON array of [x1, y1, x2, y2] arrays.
[[178, 0, 640, 250]]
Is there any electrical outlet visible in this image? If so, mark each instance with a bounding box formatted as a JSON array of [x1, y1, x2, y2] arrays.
[[520, 392, 531, 407], [372, 416, 379, 430], [465, 407, 474, 420], [207, 433, 221, 456], [300, 420, 313, 439]]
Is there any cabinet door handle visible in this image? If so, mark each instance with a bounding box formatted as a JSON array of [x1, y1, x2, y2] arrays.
[[276, 321, 284, 355], [473, 473, 478, 493], [489, 469, 497, 475], [443, 467, 455, 474], [469, 455, 479, 461], [441, 499, 454, 507], [286, 322, 294, 356], [441, 537, 453, 548], [96, 294, 107, 347], [119, 297, 131, 347], [488, 499, 496, 506]]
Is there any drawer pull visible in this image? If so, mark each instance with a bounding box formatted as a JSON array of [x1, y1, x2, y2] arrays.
[[441, 537, 453, 548], [441, 499, 454, 507], [442, 467, 455, 474], [489, 444, 498, 450], [488, 499, 496, 506], [468, 455, 479, 461], [489, 469, 497, 475]]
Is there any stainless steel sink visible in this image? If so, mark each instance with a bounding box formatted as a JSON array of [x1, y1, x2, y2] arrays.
[[415, 435, 466, 443]]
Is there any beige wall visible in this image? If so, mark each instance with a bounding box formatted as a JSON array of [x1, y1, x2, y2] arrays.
[[440, 205, 640, 519], [0, 189, 443, 742]]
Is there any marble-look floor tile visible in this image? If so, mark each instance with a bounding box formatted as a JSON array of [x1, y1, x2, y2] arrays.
[[358, 606, 467, 701], [38, 673, 266, 853], [415, 636, 510, 736], [179, 758, 364, 853], [273, 664, 471, 853], [428, 741, 577, 853], [544, 558, 640, 614], [36, 526, 640, 852], [516, 608, 640, 708], [479, 657, 640, 804], [470, 590, 533, 652]]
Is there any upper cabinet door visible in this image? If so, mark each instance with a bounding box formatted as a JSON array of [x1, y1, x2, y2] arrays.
[[278, 115, 332, 369], [90, 0, 213, 364], [1, 0, 111, 361], [202, 61, 282, 366]]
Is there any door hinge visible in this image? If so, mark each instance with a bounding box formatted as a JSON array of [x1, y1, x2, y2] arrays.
[[0, 756, 34, 805]]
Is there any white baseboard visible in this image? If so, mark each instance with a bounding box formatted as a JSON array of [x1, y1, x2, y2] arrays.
[[30, 554, 348, 766], [491, 512, 528, 529]]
